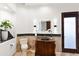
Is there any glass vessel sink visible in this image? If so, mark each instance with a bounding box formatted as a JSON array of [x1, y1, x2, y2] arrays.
[[37, 36, 53, 40]]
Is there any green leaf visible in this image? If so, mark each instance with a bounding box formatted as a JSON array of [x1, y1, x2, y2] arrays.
[[0, 20, 13, 30]]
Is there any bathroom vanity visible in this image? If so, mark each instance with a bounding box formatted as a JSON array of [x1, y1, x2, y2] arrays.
[[0, 30, 16, 56], [35, 39, 56, 56], [0, 38, 16, 56]]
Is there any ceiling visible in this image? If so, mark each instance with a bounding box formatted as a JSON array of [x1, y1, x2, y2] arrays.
[[1, 3, 79, 9], [16, 3, 79, 8], [0, 3, 16, 13], [0, 3, 79, 12]]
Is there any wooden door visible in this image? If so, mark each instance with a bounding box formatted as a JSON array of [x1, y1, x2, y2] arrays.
[[62, 12, 79, 53]]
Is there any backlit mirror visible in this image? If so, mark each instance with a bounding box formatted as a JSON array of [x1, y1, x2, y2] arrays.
[[40, 21, 51, 32]]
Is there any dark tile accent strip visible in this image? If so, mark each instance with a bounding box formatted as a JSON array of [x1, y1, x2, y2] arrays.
[[17, 33, 61, 36], [17, 33, 35, 36]]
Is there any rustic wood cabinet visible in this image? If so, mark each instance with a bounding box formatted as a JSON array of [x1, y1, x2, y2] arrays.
[[35, 40, 56, 56]]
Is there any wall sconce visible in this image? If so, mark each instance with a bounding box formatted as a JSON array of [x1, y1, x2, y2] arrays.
[[34, 25, 36, 27], [54, 25, 57, 27], [34, 25, 37, 36]]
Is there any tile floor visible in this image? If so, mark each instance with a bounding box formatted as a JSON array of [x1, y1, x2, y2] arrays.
[[14, 51, 79, 56], [16, 36, 79, 56]]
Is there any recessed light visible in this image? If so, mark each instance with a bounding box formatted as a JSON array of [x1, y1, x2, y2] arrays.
[[39, 6, 51, 14], [4, 6, 9, 10]]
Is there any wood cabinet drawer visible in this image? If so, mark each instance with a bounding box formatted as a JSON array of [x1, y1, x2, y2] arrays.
[[35, 40, 56, 56]]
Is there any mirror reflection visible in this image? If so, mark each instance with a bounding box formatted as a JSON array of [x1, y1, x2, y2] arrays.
[[33, 19, 56, 34], [41, 21, 51, 32]]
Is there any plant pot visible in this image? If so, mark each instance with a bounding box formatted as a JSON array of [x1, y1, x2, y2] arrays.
[[2, 30, 8, 41]]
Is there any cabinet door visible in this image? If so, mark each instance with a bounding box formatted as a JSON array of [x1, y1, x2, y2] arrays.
[[0, 41, 10, 56], [0, 38, 16, 56], [9, 38, 16, 56]]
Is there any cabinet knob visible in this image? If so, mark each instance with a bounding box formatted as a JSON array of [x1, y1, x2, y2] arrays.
[[10, 44, 13, 46]]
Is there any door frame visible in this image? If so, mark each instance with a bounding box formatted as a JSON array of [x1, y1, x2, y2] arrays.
[[62, 12, 79, 53]]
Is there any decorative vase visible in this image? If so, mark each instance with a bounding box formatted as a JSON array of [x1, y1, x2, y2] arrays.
[[2, 30, 8, 41]]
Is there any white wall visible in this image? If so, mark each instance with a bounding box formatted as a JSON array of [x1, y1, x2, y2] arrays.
[[16, 7, 33, 34], [16, 4, 79, 34], [0, 7, 16, 37], [16, 5, 61, 34]]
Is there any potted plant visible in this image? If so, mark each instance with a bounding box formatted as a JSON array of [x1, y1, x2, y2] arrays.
[[0, 20, 13, 41]]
